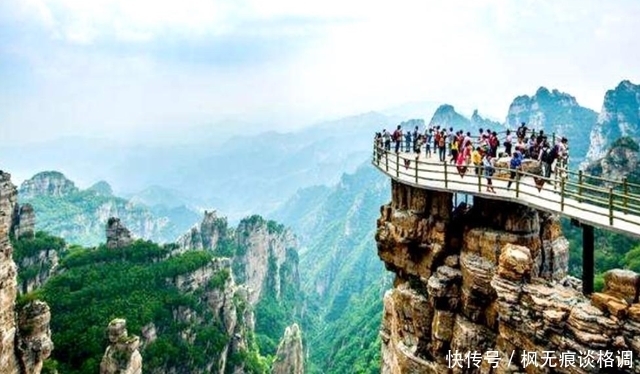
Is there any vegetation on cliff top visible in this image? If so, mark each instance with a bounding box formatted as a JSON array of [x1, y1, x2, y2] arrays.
[[19, 236, 265, 374]]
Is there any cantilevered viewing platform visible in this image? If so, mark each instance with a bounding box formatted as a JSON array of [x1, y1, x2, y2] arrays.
[[372, 142, 640, 295]]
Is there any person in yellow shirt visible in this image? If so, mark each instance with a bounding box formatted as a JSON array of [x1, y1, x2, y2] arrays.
[[472, 147, 482, 175]]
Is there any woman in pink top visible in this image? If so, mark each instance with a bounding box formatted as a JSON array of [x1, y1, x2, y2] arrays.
[[456, 143, 472, 177]]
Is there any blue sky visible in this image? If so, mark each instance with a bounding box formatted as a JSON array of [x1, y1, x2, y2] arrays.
[[1, 0, 639, 144]]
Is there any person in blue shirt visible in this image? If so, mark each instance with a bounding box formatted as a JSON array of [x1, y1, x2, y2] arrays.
[[507, 151, 523, 190]]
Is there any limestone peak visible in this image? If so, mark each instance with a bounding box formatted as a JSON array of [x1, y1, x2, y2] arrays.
[[19, 171, 78, 199]]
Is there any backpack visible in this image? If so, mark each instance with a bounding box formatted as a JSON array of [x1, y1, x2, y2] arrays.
[[490, 136, 498, 148], [517, 126, 526, 138], [438, 136, 445, 148], [393, 130, 400, 141]]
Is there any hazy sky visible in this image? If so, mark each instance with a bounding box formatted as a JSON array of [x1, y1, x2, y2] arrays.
[[1, 0, 639, 144]]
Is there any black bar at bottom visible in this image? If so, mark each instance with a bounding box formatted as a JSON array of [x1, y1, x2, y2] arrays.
[[583, 224, 594, 296]]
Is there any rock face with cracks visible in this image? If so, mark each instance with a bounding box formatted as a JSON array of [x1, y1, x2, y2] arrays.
[[376, 179, 640, 373]]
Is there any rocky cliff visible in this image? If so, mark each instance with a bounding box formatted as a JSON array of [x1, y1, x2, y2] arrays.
[[235, 216, 299, 306], [470, 110, 502, 132], [586, 80, 640, 164], [106, 217, 134, 249], [100, 319, 142, 374], [18, 171, 79, 199], [12, 203, 35, 240], [584, 137, 640, 186], [167, 257, 256, 374], [272, 323, 304, 374], [0, 171, 53, 374], [506, 87, 598, 165], [376, 180, 640, 373], [175, 210, 228, 254], [428, 105, 471, 131]]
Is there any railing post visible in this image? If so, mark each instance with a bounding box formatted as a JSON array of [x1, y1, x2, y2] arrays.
[[578, 170, 583, 203], [515, 170, 520, 198], [560, 177, 565, 211], [444, 161, 448, 188], [477, 170, 482, 192], [385, 151, 389, 172], [415, 158, 419, 184], [623, 177, 629, 214], [609, 187, 614, 225], [396, 153, 399, 178], [552, 132, 556, 144]]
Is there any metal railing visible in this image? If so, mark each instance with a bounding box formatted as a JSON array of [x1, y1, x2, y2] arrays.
[[371, 142, 640, 239]]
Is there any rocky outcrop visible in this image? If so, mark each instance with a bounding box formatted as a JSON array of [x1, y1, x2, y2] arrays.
[[272, 323, 304, 374], [0, 171, 52, 374], [376, 180, 640, 373], [167, 257, 255, 374], [18, 171, 78, 199], [100, 319, 142, 374], [470, 109, 502, 131], [428, 104, 471, 131], [17, 301, 54, 374], [106, 217, 134, 249], [586, 80, 640, 164], [584, 136, 639, 186], [235, 216, 299, 306], [506, 86, 598, 165], [12, 203, 35, 240], [175, 210, 228, 254], [15, 246, 59, 295]]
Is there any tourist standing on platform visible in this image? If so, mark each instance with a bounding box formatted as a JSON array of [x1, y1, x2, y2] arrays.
[[393, 125, 402, 153], [489, 131, 499, 157], [516, 122, 528, 142], [404, 130, 412, 152], [482, 153, 496, 193], [383, 129, 391, 151], [450, 136, 459, 164], [507, 150, 523, 190], [412, 126, 420, 152], [447, 127, 455, 156], [504, 130, 513, 156], [472, 147, 482, 175], [437, 130, 447, 162], [424, 128, 432, 158]]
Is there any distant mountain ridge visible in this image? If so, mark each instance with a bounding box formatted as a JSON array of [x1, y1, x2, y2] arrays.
[[18, 171, 200, 246]]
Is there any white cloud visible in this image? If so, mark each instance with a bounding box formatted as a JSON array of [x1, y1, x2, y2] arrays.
[[2, 0, 640, 144]]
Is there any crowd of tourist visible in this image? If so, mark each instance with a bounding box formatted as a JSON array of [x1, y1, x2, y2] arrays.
[[374, 122, 569, 193]]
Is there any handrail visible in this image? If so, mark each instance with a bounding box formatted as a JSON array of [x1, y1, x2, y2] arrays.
[[371, 143, 640, 240]]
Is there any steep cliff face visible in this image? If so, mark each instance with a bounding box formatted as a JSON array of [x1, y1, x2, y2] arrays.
[[12, 203, 35, 240], [19, 171, 78, 199], [235, 216, 299, 306], [0, 171, 52, 374], [586, 80, 640, 164], [167, 257, 256, 374], [376, 180, 640, 373], [506, 87, 598, 165], [584, 137, 640, 185], [175, 210, 228, 254], [272, 323, 304, 374]]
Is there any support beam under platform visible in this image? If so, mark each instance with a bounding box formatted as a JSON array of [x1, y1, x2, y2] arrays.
[[582, 224, 594, 296]]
